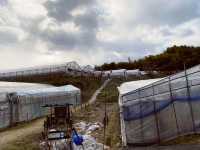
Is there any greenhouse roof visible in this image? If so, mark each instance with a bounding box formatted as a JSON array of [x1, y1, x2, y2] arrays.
[[0, 81, 51, 93], [16, 85, 80, 96], [0, 81, 52, 102], [118, 78, 162, 95]]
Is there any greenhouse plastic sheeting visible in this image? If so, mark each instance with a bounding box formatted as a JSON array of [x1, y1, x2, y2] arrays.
[[9, 85, 81, 125], [102, 69, 141, 78], [118, 79, 162, 96], [15, 84, 80, 96], [110, 69, 126, 77], [0, 61, 81, 76], [0, 82, 53, 129], [119, 64, 200, 146], [0, 101, 9, 129], [0, 81, 52, 101], [126, 69, 140, 76]]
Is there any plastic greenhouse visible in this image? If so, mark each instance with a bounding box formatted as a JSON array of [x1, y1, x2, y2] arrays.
[[0, 82, 52, 128], [118, 64, 200, 146], [0, 61, 96, 79], [110, 69, 126, 77], [126, 69, 141, 76], [0, 82, 81, 129]]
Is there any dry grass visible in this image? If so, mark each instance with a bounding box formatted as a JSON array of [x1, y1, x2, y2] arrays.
[[161, 134, 200, 145], [2, 132, 42, 150], [105, 104, 121, 149], [0, 118, 44, 150]]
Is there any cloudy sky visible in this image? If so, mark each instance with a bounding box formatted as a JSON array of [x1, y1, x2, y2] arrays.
[[0, 0, 200, 70]]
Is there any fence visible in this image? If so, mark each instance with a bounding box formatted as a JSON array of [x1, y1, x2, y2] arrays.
[[120, 64, 200, 145]]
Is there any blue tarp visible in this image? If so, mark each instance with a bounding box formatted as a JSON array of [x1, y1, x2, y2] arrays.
[[123, 96, 200, 121]]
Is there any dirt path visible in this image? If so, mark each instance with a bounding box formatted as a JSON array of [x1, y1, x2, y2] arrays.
[[72, 79, 111, 112], [0, 118, 44, 149], [88, 79, 110, 104]]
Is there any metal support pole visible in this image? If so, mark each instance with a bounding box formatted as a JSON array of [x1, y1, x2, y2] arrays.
[[184, 64, 196, 133], [152, 84, 160, 143], [139, 89, 144, 143], [169, 76, 180, 135]]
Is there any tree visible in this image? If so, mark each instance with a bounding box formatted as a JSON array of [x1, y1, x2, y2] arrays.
[[96, 45, 200, 75]]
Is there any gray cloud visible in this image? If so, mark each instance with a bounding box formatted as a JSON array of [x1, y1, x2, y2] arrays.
[[100, 39, 160, 57], [0, 27, 20, 44], [0, 0, 200, 69], [0, 0, 7, 6], [37, 21, 98, 50], [130, 0, 200, 27], [160, 28, 194, 37], [0, 31, 16, 44], [179, 29, 194, 37], [44, 0, 95, 22], [74, 10, 98, 30], [40, 0, 99, 51], [40, 29, 77, 49]]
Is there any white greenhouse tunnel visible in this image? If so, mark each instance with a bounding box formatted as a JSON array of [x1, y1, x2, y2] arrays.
[[0, 81, 81, 129], [118, 64, 200, 146]]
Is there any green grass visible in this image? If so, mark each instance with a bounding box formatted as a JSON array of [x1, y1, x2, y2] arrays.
[[96, 79, 123, 149]]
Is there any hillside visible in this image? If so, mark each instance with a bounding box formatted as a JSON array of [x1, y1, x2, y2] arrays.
[[96, 45, 200, 74]]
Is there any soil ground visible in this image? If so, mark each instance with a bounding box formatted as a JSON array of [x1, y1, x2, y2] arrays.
[[0, 118, 44, 150]]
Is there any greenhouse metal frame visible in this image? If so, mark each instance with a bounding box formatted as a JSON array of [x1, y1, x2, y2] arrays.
[[0, 61, 97, 79]]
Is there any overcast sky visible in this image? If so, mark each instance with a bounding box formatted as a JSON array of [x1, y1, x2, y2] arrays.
[[0, 0, 200, 70]]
